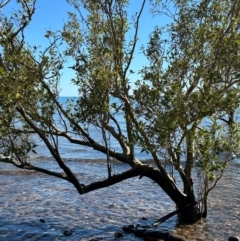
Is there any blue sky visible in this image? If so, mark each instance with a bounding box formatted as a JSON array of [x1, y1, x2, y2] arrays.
[[2, 0, 171, 96]]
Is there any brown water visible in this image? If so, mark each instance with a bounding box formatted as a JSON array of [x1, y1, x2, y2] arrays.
[[0, 159, 239, 241]]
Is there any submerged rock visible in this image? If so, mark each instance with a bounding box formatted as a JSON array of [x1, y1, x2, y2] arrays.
[[114, 232, 124, 238], [122, 225, 185, 241], [229, 237, 240, 241], [63, 230, 73, 236]]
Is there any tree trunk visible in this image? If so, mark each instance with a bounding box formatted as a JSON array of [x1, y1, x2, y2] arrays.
[[176, 201, 201, 223], [142, 164, 201, 224]]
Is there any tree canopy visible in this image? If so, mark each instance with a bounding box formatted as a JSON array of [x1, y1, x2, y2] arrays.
[[1, 0, 240, 222]]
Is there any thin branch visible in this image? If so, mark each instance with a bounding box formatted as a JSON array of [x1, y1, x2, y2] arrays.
[[15, 104, 85, 194], [104, 114, 130, 155], [38, 78, 92, 142], [0, 157, 70, 181], [10, 0, 36, 40], [0, 0, 10, 9], [50, 124, 133, 165], [123, 0, 146, 78], [120, 94, 167, 173], [101, 123, 112, 178]]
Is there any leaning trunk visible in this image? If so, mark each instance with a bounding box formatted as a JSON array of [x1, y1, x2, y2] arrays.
[[143, 164, 201, 224], [175, 127, 201, 223]]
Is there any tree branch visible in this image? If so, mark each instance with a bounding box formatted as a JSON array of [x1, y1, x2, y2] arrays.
[[0, 0, 10, 8], [104, 115, 130, 156], [51, 124, 134, 166], [0, 156, 70, 181], [82, 166, 141, 193], [15, 105, 85, 194], [123, 0, 146, 78]]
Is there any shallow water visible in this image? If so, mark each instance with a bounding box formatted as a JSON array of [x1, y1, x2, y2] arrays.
[[0, 159, 239, 241], [173, 161, 240, 240]]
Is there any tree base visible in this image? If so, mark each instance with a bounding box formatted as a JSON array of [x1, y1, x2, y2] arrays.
[[177, 204, 202, 224], [122, 203, 201, 240]]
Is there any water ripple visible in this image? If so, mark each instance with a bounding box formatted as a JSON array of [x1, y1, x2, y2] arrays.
[[0, 160, 239, 241]]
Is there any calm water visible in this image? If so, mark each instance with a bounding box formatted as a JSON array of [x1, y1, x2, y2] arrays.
[[0, 97, 239, 240], [0, 158, 239, 241]]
